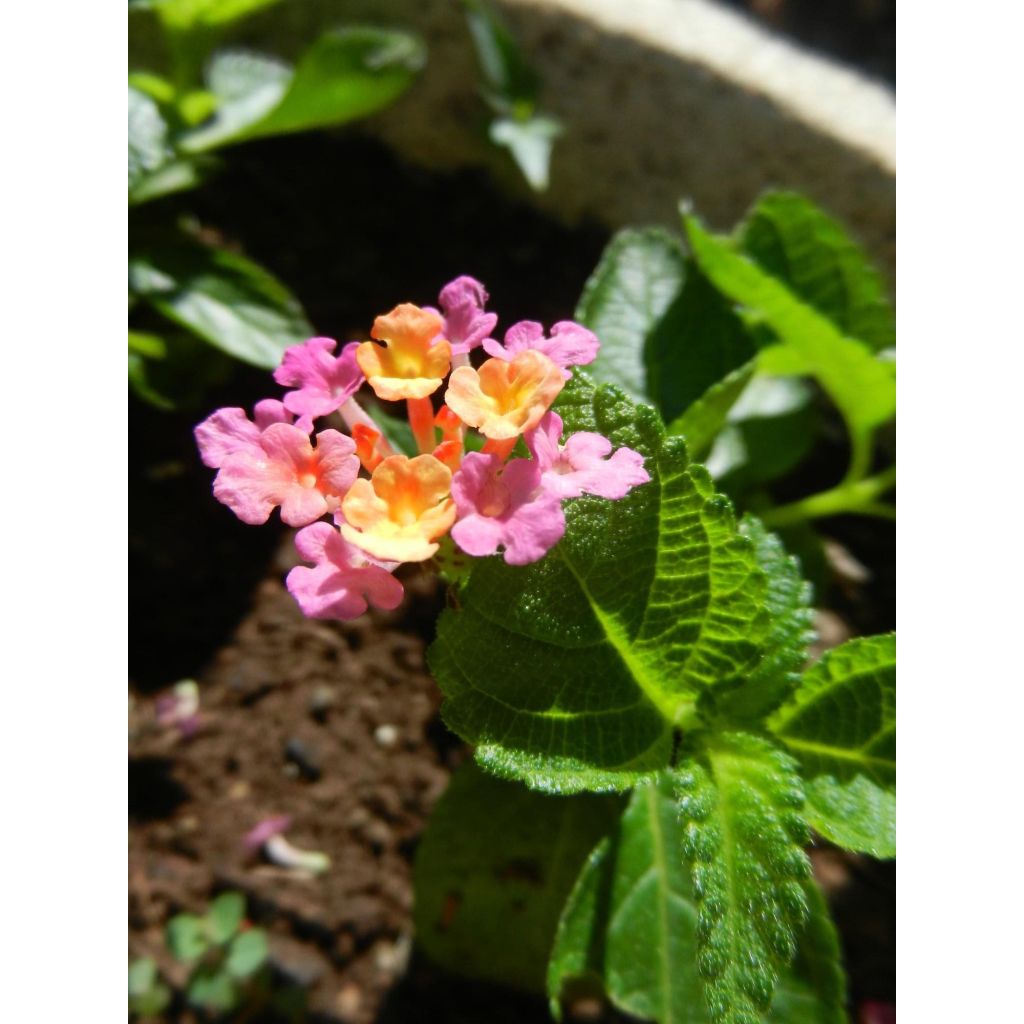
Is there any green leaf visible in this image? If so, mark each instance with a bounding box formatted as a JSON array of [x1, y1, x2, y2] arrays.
[[769, 881, 848, 1024], [180, 49, 291, 151], [166, 913, 208, 961], [667, 360, 756, 460], [128, 84, 170, 193], [490, 114, 562, 191], [128, 71, 176, 105], [225, 929, 268, 978], [128, 958, 158, 997], [646, 264, 757, 426], [683, 213, 895, 456], [129, 155, 219, 206], [575, 229, 687, 403], [676, 732, 811, 1024], [769, 634, 895, 857], [128, 236, 313, 368], [739, 191, 894, 353], [704, 377, 817, 492], [548, 775, 706, 1023], [414, 761, 623, 992], [707, 517, 814, 724], [428, 375, 769, 794], [146, 0, 281, 31], [461, 0, 540, 107], [207, 891, 245, 944], [187, 966, 238, 1011], [550, 773, 843, 1024], [181, 28, 425, 152]]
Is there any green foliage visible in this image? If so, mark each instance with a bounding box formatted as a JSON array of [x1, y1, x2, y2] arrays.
[[667, 360, 756, 460], [769, 635, 896, 857], [430, 374, 781, 794], [646, 265, 757, 426], [548, 775, 847, 1024], [159, 891, 276, 1016], [703, 377, 817, 493], [575, 228, 687, 403], [129, 957, 172, 1017], [129, 5, 425, 404], [682, 211, 895, 474], [548, 775, 706, 1023], [181, 28, 426, 151], [461, 0, 562, 191], [738, 192, 894, 354], [129, 234, 313, 369], [414, 761, 624, 991], [676, 733, 812, 1024]]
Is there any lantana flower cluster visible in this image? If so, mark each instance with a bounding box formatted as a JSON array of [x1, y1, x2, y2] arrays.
[[195, 276, 650, 622]]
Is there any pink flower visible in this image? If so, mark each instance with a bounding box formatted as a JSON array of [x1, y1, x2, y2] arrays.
[[213, 424, 359, 527], [273, 336, 365, 431], [286, 521, 404, 621], [194, 400, 292, 468], [482, 320, 599, 379], [451, 452, 565, 566], [526, 412, 650, 499], [430, 276, 498, 356]]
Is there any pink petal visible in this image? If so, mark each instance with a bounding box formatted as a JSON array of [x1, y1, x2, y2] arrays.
[[194, 408, 262, 468], [252, 399, 292, 430], [275, 337, 365, 428], [313, 430, 359, 495], [482, 321, 598, 379], [450, 513, 507, 558], [214, 450, 296, 525], [450, 453, 564, 565], [287, 523, 405, 621], [524, 411, 564, 471], [437, 275, 499, 355]]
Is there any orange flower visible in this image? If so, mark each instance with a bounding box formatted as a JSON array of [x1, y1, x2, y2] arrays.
[[356, 304, 451, 401], [444, 350, 564, 440], [340, 454, 456, 562]]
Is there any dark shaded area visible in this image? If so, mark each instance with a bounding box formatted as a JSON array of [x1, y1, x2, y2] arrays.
[[720, 0, 896, 86]]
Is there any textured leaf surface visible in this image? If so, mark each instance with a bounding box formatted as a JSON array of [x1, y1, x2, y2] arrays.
[[667, 360, 756, 460], [575, 229, 687, 402], [740, 192, 894, 353], [548, 775, 705, 1023], [676, 733, 811, 1024], [707, 517, 814, 724], [429, 375, 769, 793], [413, 761, 623, 991], [769, 881, 848, 1024], [550, 774, 844, 1024], [683, 214, 895, 446], [647, 265, 757, 426], [770, 635, 895, 857], [129, 236, 312, 368]]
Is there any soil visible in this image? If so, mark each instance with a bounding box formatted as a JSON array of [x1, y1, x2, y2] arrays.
[[129, 132, 894, 1022]]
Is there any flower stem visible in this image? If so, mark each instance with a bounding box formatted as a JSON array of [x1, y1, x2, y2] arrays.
[[407, 398, 437, 454], [760, 466, 896, 529], [340, 398, 394, 457]]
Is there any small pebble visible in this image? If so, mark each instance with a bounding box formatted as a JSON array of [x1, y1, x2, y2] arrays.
[[374, 724, 399, 748], [308, 685, 336, 722], [227, 780, 250, 800], [285, 737, 322, 781]]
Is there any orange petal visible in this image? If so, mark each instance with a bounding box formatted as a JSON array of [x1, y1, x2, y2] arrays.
[[445, 350, 563, 440], [356, 304, 451, 401]]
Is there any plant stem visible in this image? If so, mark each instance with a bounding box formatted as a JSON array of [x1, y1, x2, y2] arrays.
[[760, 466, 896, 529]]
